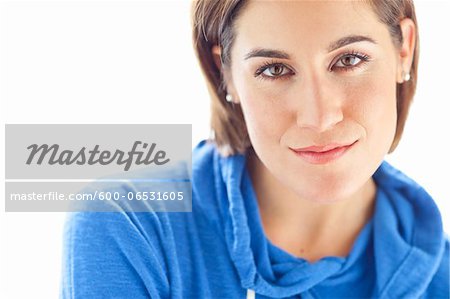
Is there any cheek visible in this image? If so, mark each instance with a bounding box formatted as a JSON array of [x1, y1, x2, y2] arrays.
[[348, 75, 397, 151], [236, 81, 290, 146]]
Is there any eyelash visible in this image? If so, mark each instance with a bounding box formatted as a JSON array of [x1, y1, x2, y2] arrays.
[[254, 51, 371, 81], [254, 60, 292, 82], [331, 51, 371, 72]]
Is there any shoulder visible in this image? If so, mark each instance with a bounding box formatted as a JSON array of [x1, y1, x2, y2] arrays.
[[373, 160, 424, 193], [373, 160, 439, 216], [64, 155, 194, 232], [424, 234, 450, 298], [61, 159, 194, 298], [374, 161, 449, 298], [61, 210, 171, 298], [65, 138, 220, 233]]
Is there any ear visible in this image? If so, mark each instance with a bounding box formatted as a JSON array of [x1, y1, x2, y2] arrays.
[[396, 18, 416, 83], [211, 45, 240, 104]]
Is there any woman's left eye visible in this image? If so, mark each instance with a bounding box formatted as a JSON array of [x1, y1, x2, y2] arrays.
[[332, 53, 370, 70]]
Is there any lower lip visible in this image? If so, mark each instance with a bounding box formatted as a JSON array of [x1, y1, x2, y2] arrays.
[[291, 142, 356, 165]]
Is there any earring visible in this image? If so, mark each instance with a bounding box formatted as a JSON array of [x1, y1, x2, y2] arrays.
[[402, 71, 411, 82], [225, 94, 233, 103]]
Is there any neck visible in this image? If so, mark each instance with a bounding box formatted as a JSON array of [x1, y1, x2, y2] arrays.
[[247, 151, 377, 262]]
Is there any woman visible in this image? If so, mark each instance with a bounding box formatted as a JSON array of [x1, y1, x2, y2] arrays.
[[61, 0, 449, 298]]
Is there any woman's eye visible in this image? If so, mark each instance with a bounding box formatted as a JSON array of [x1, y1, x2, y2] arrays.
[[333, 53, 369, 70], [256, 63, 293, 80], [263, 65, 287, 77]]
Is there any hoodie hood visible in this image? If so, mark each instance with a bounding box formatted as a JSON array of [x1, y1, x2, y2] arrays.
[[210, 141, 445, 298]]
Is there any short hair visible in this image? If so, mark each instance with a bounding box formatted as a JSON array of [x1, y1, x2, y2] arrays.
[[191, 0, 419, 156]]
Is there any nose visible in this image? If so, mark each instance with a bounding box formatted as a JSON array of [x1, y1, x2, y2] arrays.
[[295, 75, 344, 132]]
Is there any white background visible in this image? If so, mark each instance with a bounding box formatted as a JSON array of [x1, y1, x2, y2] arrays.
[[1, 1, 449, 298]]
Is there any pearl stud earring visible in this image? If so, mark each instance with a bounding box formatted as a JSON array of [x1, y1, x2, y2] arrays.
[[225, 94, 233, 103], [402, 71, 411, 82]]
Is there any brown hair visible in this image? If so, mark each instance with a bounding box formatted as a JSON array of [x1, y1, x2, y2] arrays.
[[191, 0, 419, 156]]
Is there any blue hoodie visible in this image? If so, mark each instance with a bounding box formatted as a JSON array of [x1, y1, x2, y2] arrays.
[[61, 139, 449, 299]]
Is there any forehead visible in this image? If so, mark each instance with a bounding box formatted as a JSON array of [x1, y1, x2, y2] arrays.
[[233, 0, 387, 56]]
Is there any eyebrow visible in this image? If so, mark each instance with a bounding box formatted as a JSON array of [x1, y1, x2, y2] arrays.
[[327, 35, 377, 52], [244, 48, 290, 60], [243, 34, 377, 60]]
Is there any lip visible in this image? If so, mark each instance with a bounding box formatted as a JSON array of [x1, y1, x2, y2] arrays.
[[290, 141, 357, 165]]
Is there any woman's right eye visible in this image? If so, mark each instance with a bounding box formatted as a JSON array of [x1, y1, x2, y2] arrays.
[[255, 63, 293, 81]]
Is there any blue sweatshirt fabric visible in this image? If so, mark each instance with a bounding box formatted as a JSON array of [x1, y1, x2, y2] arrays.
[[60, 139, 449, 299]]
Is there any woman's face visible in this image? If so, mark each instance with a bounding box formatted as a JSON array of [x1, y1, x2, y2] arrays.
[[222, 0, 413, 202]]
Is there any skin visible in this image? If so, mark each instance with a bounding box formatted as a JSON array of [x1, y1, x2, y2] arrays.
[[212, 0, 415, 262]]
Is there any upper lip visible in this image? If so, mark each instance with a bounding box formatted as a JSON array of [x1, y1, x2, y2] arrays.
[[290, 141, 356, 153]]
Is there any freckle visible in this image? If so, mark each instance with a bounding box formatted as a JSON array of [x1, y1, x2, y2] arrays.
[[299, 248, 305, 253]]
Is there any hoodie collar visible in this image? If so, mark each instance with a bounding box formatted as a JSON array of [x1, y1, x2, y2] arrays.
[[216, 150, 445, 298], [372, 162, 445, 298]]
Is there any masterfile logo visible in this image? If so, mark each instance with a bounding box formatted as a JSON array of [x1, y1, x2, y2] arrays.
[[4, 124, 192, 212], [26, 141, 170, 171]]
